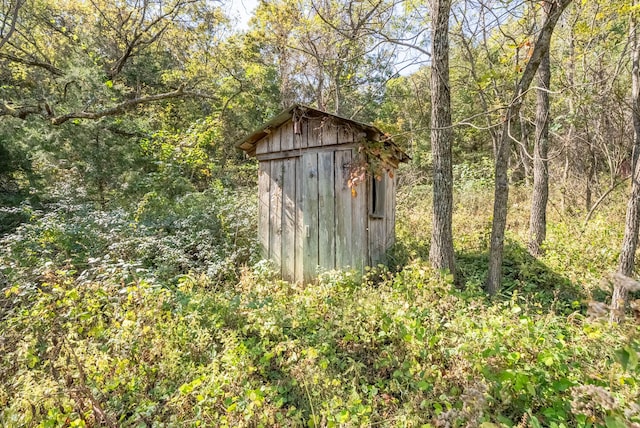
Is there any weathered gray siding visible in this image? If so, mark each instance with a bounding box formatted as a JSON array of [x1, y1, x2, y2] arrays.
[[257, 161, 270, 258], [255, 117, 396, 283], [302, 152, 319, 282]]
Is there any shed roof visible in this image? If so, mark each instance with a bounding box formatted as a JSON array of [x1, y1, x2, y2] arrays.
[[236, 104, 410, 163]]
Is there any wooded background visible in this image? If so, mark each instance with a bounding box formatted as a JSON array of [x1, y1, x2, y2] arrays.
[[2, 0, 640, 426]]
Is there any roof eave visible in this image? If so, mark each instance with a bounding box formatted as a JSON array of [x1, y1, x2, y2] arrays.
[[235, 105, 299, 153], [235, 104, 410, 163]]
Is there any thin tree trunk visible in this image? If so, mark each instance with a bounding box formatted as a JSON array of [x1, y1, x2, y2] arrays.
[[528, 16, 551, 256], [518, 112, 533, 185], [486, 0, 572, 295], [94, 132, 107, 210], [611, 13, 640, 323], [560, 152, 569, 212], [429, 0, 455, 276], [585, 145, 595, 211], [561, 24, 575, 214], [0, 0, 24, 51]]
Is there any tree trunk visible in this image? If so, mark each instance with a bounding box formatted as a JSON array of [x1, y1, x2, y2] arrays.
[[486, 0, 572, 295], [429, 0, 455, 276], [561, 21, 576, 214], [585, 144, 596, 211], [611, 14, 640, 323], [528, 17, 551, 257], [518, 112, 533, 185]]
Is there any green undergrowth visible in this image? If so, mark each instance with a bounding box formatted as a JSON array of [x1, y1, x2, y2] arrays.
[[1, 263, 638, 427], [394, 181, 627, 308], [1, 178, 640, 427]]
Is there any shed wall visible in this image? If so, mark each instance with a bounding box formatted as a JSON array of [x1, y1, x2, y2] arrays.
[[367, 174, 397, 265], [256, 117, 395, 282], [256, 117, 366, 159]]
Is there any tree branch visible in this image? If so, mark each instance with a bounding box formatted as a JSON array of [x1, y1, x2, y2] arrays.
[[0, 52, 64, 76], [50, 86, 189, 124], [581, 175, 630, 230], [0, 0, 25, 51], [0, 86, 196, 124]]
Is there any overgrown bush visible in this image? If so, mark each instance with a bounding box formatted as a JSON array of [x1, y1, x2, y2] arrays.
[[1, 261, 638, 427], [2, 172, 639, 427], [0, 183, 257, 287]]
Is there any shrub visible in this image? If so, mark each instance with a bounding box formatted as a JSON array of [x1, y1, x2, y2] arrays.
[[2, 175, 639, 427], [0, 183, 257, 287]]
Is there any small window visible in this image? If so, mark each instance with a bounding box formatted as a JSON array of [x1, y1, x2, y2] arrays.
[[370, 175, 386, 218]]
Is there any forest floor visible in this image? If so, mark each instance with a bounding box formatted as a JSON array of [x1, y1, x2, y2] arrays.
[[1, 175, 639, 427]]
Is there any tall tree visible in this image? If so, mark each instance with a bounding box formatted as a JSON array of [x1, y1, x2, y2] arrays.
[[486, 0, 572, 295], [611, 6, 640, 322], [0, 0, 24, 50], [0, 0, 226, 124], [429, 0, 455, 275], [250, 0, 397, 118], [528, 3, 552, 256]]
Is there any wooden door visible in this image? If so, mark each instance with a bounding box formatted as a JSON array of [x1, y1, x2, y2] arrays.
[[301, 148, 367, 280]]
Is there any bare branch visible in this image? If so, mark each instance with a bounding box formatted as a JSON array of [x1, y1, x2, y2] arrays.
[[0, 52, 64, 76], [0, 86, 197, 124], [105, 0, 199, 78], [581, 176, 631, 230], [0, 102, 42, 119], [50, 86, 189, 124], [0, 0, 25, 51]]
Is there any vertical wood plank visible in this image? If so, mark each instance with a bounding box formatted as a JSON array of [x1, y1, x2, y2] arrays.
[[281, 121, 294, 151], [351, 150, 367, 273], [269, 159, 283, 274], [385, 173, 396, 251], [308, 118, 322, 148], [338, 125, 354, 144], [258, 161, 271, 259], [303, 153, 319, 282], [269, 127, 281, 153], [369, 218, 385, 265], [334, 149, 352, 269], [294, 118, 307, 150], [318, 151, 335, 271], [281, 157, 296, 281], [256, 136, 269, 155], [294, 156, 304, 282], [302, 119, 309, 149], [322, 119, 339, 146]]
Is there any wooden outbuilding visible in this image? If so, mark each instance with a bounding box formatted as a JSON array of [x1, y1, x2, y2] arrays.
[[237, 104, 409, 282]]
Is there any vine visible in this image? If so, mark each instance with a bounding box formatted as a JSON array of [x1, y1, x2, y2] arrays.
[[347, 139, 397, 197]]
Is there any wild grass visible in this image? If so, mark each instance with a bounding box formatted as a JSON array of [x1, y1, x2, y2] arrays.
[[0, 174, 638, 427]]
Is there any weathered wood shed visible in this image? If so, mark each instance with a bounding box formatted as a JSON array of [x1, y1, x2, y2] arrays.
[[237, 104, 409, 282]]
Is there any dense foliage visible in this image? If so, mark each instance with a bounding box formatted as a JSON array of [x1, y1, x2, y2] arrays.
[[1, 179, 639, 427], [2, 0, 640, 426], [1, 159, 639, 426]]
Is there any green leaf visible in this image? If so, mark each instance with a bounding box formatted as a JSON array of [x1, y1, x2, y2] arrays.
[[514, 373, 529, 392], [614, 348, 630, 371], [604, 416, 627, 428], [530, 415, 542, 428], [538, 351, 554, 367], [625, 345, 639, 370], [551, 379, 573, 392]]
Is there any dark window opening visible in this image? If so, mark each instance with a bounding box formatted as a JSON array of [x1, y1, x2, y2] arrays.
[[370, 175, 386, 218]]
